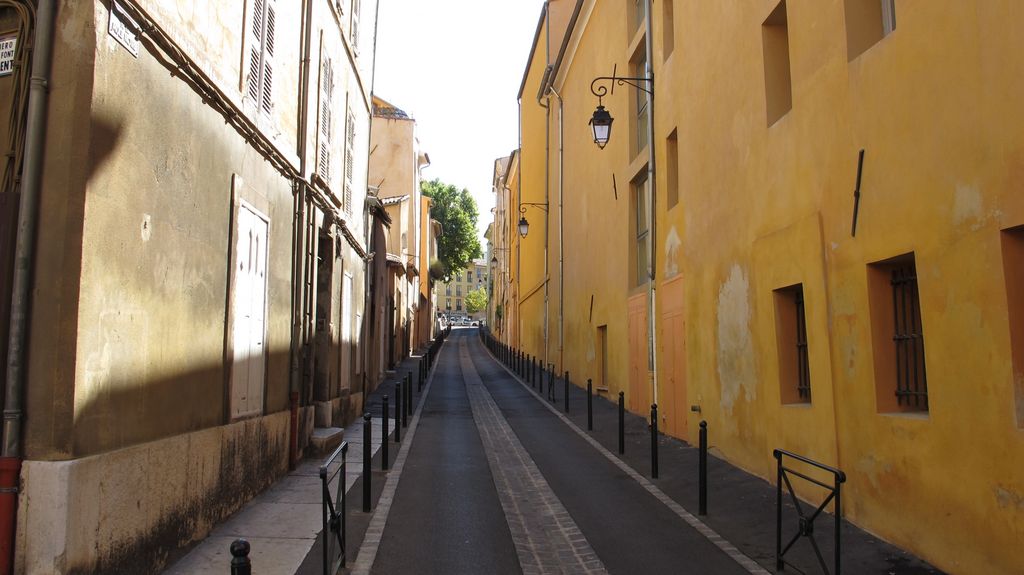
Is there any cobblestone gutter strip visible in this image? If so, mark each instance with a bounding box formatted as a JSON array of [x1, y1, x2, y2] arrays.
[[459, 341, 610, 575], [478, 338, 772, 575], [349, 348, 442, 575]]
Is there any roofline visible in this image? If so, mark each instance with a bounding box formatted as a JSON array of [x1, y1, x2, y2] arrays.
[[545, 0, 586, 96], [517, 1, 549, 101]]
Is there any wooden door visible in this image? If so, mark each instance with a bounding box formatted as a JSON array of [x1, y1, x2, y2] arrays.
[[628, 292, 649, 412], [231, 204, 269, 418]]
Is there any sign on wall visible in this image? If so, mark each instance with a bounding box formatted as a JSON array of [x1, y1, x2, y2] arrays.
[[0, 36, 16, 76], [108, 1, 140, 58]]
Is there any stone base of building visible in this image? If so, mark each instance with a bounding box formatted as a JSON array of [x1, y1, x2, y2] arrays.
[[15, 411, 290, 574]]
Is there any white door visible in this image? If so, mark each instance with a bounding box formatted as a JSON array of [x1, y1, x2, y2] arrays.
[[232, 204, 269, 418]]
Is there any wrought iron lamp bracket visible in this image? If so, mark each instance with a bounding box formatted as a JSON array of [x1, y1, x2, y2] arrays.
[[520, 202, 548, 214], [590, 64, 654, 103]]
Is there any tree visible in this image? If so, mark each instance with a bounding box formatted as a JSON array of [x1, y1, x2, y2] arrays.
[[464, 286, 488, 314], [421, 178, 482, 282]]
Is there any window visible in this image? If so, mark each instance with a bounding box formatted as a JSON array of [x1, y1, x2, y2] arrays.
[[350, 0, 361, 53], [762, 1, 792, 126], [666, 129, 679, 209], [632, 0, 647, 35], [632, 50, 649, 154], [774, 284, 811, 404], [868, 254, 928, 413], [662, 0, 674, 60], [244, 0, 276, 115], [317, 56, 334, 181], [456, 299, 462, 311], [456, 285, 462, 297], [343, 107, 355, 213], [844, 0, 896, 61], [634, 174, 650, 286], [446, 285, 451, 296], [467, 271, 472, 283], [1001, 227, 1024, 427]]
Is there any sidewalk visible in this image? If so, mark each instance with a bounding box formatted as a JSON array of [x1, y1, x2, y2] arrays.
[[163, 352, 429, 575], [483, 332, 942, 574]]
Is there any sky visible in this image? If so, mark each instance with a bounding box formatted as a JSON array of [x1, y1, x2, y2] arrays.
[[372, 0, 546, 249]]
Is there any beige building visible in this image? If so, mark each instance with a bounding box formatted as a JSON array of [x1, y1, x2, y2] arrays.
[[0, 0, 378, 572], [368, 97, 433, 370], [438, 259, 490, 322]]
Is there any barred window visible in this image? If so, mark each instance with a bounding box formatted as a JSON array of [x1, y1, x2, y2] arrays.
[[869, 254, 928, 413], [890, 263, 927, 410], [774, 284, 811, 404]]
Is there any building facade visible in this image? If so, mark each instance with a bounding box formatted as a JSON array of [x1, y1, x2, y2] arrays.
[[437, 259, 490, 322], [0, 0, 377, 572], [512, 1, 1024, 573]]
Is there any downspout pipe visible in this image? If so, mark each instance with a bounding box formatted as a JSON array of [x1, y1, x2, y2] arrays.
[[361, 0, 382, 409], [547, 87, 564, 371], [643, 0, 658, 408], [2, 0, 56, 571]]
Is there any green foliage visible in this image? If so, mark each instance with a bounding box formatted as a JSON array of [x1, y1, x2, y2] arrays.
[[421, 178, 482, 282], [464, 287, 488, 314]]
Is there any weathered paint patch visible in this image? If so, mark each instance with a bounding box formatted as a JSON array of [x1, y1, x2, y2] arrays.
[[716, 265, 757, 412], [664, 226, 682, 279], [952, 183, 983, 230], [994, 485, 1024, 511]]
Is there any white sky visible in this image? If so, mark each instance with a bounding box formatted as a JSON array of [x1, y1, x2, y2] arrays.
[[373, 0, 546, 247]]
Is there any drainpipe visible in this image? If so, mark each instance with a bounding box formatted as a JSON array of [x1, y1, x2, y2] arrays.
[[643, 0, 658, 407], [361, 0, 382, 407], [2, 0, 55, 572], [547, 87, 564, 370]]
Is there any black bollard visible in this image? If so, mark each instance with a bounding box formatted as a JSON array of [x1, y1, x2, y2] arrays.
[[394, 382, 402, 443], [564, 371, 570, 413], [587, 379, 593, 431], [362, 413, 371, 512], [651, 403, 659, 479], [618, 392, 625, 454], [404, 373, 411, 427], [230, 539, 251, 575], [419, 360, 424, 392], [699, 421, 708, 516], [547, 365, 554, 401], [381, 396, 389, 471]]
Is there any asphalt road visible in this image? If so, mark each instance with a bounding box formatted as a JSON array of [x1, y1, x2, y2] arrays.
[[367, 329, 754, 574]]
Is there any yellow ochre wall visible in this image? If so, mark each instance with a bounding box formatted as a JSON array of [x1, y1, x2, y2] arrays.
[[519, 1, 1024, 573]]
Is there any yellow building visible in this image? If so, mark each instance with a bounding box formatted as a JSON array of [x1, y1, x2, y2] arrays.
[[517, 1, 1024, 573], [437, 259, 490, 322], [489, 152, 521, 343]]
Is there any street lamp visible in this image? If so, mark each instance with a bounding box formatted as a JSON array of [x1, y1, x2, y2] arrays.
[[589, 105, 613, 149], [517, 202, 548, 239], [588, 64, 653, 150]]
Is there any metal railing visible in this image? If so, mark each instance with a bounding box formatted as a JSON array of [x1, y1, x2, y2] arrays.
[[320, 441, 350, 574], [774, 449, 846, 574]]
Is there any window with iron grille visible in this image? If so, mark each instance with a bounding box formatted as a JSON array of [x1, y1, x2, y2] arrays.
[[244, 0, 276, 115], [890, 263, 927, 409], [868, 253, 928, 413], [774, 284, 811, 404]]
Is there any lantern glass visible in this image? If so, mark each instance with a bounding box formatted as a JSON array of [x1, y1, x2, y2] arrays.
[[518, 216, 529, 238], [589, 105, 614, 149]]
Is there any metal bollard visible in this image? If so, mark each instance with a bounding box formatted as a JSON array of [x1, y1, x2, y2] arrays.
[[618, 392, 625, 454], [230, 539, 251, 575], [394, 383, 402, 443], [587, 379, 593, 431], [419, 361, 424, 392], [699, 421, 708, 516], [362, 413, 371, 512], [548, 365, 555, 402], [404, 373, 411, 427], [381, 396, 389, 471], [651, 403, 659, 479], [564, 371, 570, 413]]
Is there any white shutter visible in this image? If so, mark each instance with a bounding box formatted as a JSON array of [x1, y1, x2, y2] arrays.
[[260, 1, 276, 114], [318, 57, 333, 180], [344, 108, 355, 212], [245, 0, 265, 102], [351, 0, 360, 52], [231, 204, 269, 419]]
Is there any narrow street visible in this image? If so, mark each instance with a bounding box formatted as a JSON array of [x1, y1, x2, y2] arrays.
[[350, 329, 761, 575]]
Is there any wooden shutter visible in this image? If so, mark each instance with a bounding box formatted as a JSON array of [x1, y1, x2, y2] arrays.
[[318, 57, 334, 180], [260, 1, 276, 114], [245, 0, 265, 102], [351, 0, 360, 52], [344, 107, 355, 212]]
